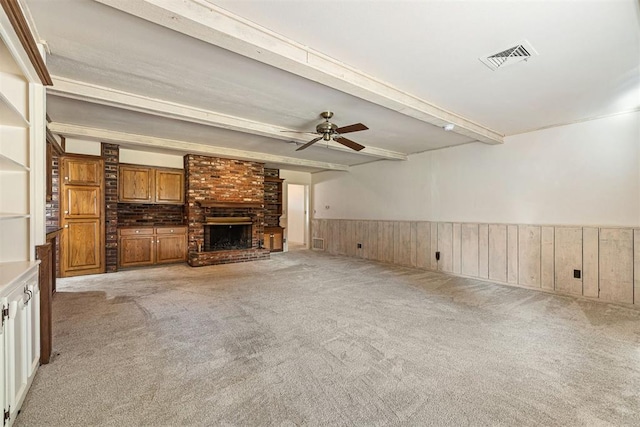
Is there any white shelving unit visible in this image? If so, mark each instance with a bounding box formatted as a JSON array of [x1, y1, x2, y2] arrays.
[[0, 4, 48, 425]]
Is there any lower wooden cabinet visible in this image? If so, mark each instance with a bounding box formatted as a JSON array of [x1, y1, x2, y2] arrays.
[[118, 226, 187, 268], [264, 226, 284, 252]]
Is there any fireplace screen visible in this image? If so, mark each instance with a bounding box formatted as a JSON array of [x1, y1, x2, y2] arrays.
[[204, 217, 252, 251]]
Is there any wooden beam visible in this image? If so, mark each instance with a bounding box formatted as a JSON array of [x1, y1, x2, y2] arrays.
[[96, 0, 502, 145], [48, 76, 408, 161], [47, 122, 351, 171]]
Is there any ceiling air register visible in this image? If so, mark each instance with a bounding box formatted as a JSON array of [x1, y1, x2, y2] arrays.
[[479, 40, 538, 71]]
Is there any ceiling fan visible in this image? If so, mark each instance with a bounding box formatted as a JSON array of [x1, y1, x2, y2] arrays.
[[283, 111, 368, 152]]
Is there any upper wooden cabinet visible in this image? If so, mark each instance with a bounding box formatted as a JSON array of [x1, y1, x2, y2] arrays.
[[155, 169, 184, 204], [64, 157, 102, 186], [119, 164, 184, 204]]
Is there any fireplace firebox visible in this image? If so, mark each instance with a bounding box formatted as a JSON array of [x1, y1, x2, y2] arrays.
[[204, 217, 252, 251]]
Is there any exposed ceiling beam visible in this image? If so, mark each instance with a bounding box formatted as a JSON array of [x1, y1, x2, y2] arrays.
[[48, 122, 351, 171], [49, 76, 408, 161], [95, 0, 504, 145]]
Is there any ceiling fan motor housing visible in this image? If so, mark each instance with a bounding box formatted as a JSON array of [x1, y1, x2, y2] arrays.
[[316, 121, 338, 140]]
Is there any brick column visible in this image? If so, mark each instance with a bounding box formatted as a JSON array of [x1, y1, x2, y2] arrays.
[[102, 143, 119, 272]]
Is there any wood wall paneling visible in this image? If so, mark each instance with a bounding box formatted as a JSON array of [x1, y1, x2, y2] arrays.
[[378, 221, 394, 263], [393, 222, 412, 266], [599, 228, 633, 304], [355, 220, 367, 258], [540, 226, 555, 290], [461, 224, 479, 277], [452, 223, 462, 274], [488, 224, 507, 282], [635, 229, 640, 305], [507, 225, 518, 284], [518, 225, 541, 288], [345, 220, 356, 257], [367, 221, 379, 261], [415, 222, 431, 269], [437, 222, 453, 272], [582, 227, 599, 298], [410, 222, 418, 267], [430, 222, 438, 270], [554, 227, 583, 295], [478, 224, 489, 279]]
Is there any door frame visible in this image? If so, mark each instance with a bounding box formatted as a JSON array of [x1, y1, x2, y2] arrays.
[[285, 183, 309, 250]]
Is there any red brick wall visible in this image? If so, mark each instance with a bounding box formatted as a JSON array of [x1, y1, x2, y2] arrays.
[[102, 143, 119, 273], [45, 152, 60, 277], [185, 155, 267, 266], [117, 203, 185, 226]]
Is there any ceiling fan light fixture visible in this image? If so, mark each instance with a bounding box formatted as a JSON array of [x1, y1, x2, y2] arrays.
[[323, 133, 331, 141]]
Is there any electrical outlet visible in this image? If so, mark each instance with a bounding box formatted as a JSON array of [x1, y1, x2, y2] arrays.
[[573, 269, 581, 279], [357, 243, 362, 249]]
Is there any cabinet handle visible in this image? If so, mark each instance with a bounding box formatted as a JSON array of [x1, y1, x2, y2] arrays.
[[64, 176, 69, 181], [64, 224, 69, 228], [135, 230, 139, 233], [64, 210, 69, 214], [170, 229, 174, 233]]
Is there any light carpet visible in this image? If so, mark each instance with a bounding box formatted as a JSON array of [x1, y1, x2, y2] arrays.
[[16, 250, 640, 426]]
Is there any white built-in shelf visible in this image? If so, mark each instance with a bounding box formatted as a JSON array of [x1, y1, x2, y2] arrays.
[[0, 260, 39, 291], [0, 91, 29, 127], [0, 213, 29, 220], [0, 152, 29, 171]]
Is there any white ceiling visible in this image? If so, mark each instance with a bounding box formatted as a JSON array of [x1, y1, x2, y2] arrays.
[[24, 0, 640, 172]]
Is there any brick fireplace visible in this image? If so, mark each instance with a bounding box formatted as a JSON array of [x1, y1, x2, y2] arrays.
[[184, 155, 270, 266]]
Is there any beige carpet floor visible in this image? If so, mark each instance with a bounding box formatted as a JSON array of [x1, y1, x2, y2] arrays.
[[16, 250, 640, 426]]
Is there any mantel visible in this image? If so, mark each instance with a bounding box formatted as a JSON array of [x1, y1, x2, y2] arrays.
[[199, 201, 263, 209]]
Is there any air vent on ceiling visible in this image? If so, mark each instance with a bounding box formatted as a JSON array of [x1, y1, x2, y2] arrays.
[[479, 40, 538, 71]]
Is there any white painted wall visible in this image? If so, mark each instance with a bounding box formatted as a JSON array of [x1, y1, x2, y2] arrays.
[[313, 111, 640, 227], [119, 148, 184, 169], [64, 138, 101, 156]]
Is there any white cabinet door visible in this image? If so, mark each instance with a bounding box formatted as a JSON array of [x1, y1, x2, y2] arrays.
[[1, 296, 6, 425], [26, 274, 40, 376], [6, 282, 29, 423]]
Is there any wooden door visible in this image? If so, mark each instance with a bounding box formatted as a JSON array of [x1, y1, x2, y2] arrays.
[[61, 156, 104, 277], [119, 165, 153, 203], [155, 169, 184, 204], [119, 236, 155, 267]]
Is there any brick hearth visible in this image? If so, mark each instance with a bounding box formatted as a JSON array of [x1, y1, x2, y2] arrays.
[[184, 154, 269, 266]]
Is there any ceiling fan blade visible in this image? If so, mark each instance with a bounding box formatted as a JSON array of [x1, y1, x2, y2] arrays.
[[335, 123, 368, 134], [334, 136, 365, 152], [296, 136, 323, 151], [280, 130, 317, 135]]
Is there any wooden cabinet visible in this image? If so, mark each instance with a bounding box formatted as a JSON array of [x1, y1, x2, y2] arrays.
[[118, 226, 187, 268], [119, 165, 153, 203], [264, 227, 284, 252], [119, 165, 184, 204]]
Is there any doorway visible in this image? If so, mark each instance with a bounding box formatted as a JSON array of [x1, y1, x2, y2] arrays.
[[286, 184, 308, 250]]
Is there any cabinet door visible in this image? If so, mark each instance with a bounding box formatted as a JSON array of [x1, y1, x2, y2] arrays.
[[63, 157, 102, 185], [6, 283, 29, 421], [119, 166, 153, 203], [272, 231, 283, 251], [119, 236, 155, 267], [26, 275, 40, 376], [63, 219, 103, 275], [64, 186, 100, 218], [156, 234, 187, 264], [155, 169, 184, 204], [0, 298, 6, 423]]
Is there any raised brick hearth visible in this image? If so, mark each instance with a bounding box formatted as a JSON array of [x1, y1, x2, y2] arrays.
[[185, 154, 269, 266]]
